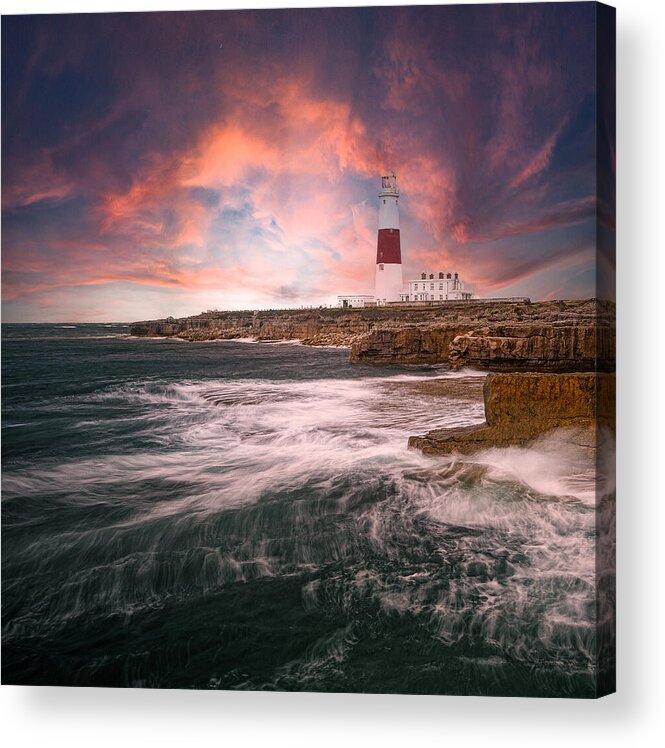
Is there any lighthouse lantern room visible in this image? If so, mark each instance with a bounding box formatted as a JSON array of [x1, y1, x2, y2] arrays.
[[374, 170, 404, 305]]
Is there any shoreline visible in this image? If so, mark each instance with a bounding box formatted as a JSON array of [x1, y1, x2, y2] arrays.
[[129, 298, 614, 369], [408, 372, 615, 456], [128, 299, 615, 455]]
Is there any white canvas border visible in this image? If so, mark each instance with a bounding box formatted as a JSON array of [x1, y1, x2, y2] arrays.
[[1, 0, 662, 745]]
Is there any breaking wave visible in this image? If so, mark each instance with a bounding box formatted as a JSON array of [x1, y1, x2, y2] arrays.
[[1, 336, 609, 695]]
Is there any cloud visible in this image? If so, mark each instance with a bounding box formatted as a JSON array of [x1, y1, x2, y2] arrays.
[[509, 119, 568, 189], [2, 5, 599, 320]]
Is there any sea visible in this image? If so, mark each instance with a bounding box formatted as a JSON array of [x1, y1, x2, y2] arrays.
[[1, 323, 608, 696]]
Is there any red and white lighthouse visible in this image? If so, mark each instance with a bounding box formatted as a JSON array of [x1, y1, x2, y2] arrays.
[[374, 170, 404, 304]]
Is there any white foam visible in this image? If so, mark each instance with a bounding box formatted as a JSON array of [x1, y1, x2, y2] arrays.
[[2, 366, 604, 661]]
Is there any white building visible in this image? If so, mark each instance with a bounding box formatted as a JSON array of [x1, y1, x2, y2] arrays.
[[337, 294, 376, 308], [400, 271, 472, 303], [337, 173, 472, 307]]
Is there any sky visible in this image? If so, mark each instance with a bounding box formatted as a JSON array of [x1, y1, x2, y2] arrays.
[[2, 4, 603, 322]]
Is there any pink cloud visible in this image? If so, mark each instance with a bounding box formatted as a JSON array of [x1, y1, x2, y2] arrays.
[[510, 119, 568, 189], [2, 5, 599, 319], [1, 157, 75, 210]]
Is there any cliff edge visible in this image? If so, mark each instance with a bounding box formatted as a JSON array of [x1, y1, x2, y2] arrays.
[[408, 372, 615, 455], [130, 299, 614, 372]]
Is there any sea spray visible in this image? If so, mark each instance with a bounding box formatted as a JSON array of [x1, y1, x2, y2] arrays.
[[2, 325, 606, 695]]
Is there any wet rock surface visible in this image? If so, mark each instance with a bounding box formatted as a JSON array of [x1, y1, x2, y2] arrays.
[[408, 372, 615, 455]]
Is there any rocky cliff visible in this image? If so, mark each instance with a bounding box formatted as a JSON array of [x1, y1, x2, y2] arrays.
[[348, 326, 470, 365], [130, 306, 479, 347], [131, 299, 614, 372], [130, 308, 372, 346], [349, 299, 614, 371], [408, 372, 615, 455], [447, 323, 615, 372]]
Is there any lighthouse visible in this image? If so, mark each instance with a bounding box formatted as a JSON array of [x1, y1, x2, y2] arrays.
[[337, 170, 474, 309], [374, 170, 404, 305]]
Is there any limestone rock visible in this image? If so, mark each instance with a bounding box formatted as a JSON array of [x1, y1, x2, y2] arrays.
[[130, 299, 615, 372], [448, 323, 615, 372], [349, 326, 471, 365], [408, 372, 615, 455]]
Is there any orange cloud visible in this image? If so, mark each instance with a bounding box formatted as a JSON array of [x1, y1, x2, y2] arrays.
[[78, 75, 392, 302], [2, 5, 601, 319]]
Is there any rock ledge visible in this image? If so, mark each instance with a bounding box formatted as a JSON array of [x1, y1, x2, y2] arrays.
[[408, 372, 615, 455]]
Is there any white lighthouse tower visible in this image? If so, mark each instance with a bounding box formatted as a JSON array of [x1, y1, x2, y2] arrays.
[[374, 170, 404, 305]]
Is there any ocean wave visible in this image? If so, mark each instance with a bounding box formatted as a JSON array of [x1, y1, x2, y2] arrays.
[[127, 335, 189, 341], [2, 352, 603, 693]]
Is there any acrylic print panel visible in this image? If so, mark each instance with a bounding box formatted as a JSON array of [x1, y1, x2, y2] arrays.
[[1, 3, 615, 697]]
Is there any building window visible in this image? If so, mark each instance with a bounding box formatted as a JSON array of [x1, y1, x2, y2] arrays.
[[439, 283, 443, 290], [439, 295, 443, 300], [430, 283, 434, 290], [430, 294, 434, 300]]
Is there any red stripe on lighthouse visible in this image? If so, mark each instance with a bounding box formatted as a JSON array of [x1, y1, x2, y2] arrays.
[[376, 228, 402, 264]]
